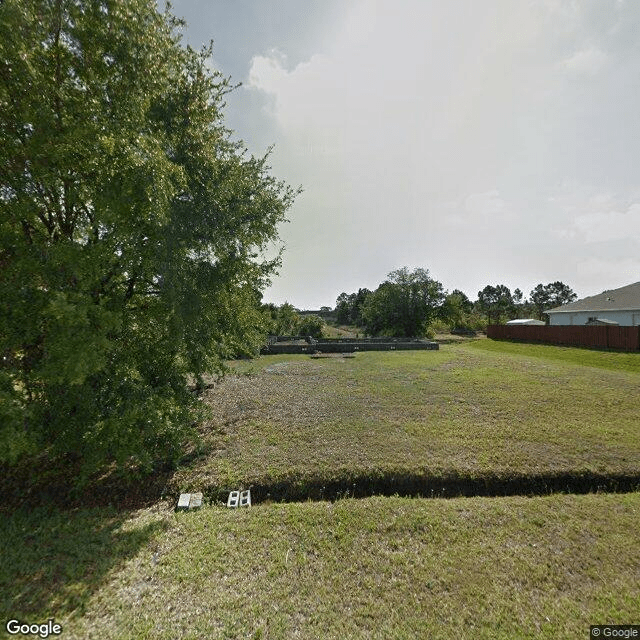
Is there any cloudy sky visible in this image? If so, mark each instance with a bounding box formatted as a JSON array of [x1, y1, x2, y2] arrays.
[[170, 0, 640, 309]]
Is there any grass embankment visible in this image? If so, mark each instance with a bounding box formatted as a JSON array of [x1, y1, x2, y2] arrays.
[[2, 493, 638, 639], [170, 342, 640, 499], [319, 323, 360, 338]]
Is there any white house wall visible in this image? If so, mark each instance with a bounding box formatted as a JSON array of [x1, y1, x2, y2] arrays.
[[548, 310, 639, 326]]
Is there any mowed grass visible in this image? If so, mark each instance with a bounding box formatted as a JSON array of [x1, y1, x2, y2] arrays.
[[3, 343, 638, 638], [469, 338, 640, 374], [171, 341, 640, 493], [3, 493, 638, 640]]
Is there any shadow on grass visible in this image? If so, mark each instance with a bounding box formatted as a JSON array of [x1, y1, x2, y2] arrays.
[[0, 461, 173, 512], [200, 469, 640, 505], [0, 505, 167, 624], [0, 440, 217, 512]]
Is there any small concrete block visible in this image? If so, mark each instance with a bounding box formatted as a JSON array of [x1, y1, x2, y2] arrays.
[[189, 492, 203, 510], [227, 490, 240, 508], [177, 493, 191, 510], [240, 490, 251, 507]]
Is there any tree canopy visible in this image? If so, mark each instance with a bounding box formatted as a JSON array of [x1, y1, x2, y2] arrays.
[[333, 276, 580, 332], [261, 302, 324, 338], [0, 0, 298, 475], [476, 284, 515, 325], [440, 289, 474, 328], [335, 288, 371, 326], [360, 268, 445, 337], [530, 282, 578, 320]]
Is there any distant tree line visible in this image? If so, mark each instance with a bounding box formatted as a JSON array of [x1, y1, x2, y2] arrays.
[[258, 273, 578, 340], [331, 269, 577, 337], [476, 281, 577, 325]]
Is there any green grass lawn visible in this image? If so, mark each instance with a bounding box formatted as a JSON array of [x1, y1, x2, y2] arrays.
[[3, 341, 639, 639], [3, 493, 638, 639], [469, 338, 640, 374], [169, 341, 640, 495]]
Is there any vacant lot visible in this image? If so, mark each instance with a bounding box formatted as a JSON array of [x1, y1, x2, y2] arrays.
[[3, 493, 637, 639], [3, 341, 638, 638], [170, 341, 640, 496]]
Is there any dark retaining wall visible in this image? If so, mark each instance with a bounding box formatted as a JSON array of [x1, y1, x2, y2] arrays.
[[261, 341, 439, 354], [269, 336, 428, 344], [315, 337, 427, 344]]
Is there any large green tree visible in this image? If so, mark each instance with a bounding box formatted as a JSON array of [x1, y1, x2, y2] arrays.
[[263, 302, 303, 336], [440, 289, 473, 328], [530, 282, 577, 320], [361, 267, 445, 337], [476, 284, 514, 325], [334, 288, 371, 326], [0, 0, 297, 475]]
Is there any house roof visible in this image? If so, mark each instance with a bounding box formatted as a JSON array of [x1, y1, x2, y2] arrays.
[[546, 281, 640, 314], [506, 318, 546, 325]]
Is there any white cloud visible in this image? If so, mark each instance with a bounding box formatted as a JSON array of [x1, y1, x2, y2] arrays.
[[577, 257, 640, 289], [553, 191, 640, 243], [442, 190, 516, 228], [560, 47, 608, 75], [245, 1, 551, 222], [248, 50, 288, 92], [249, 51, 326, 120], [572, 208, 640, 243], [238, 1, 640, 307], [464, 191, 507, 219]]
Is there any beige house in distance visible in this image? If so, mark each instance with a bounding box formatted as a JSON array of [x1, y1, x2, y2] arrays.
[[546, 282, 640, 326]]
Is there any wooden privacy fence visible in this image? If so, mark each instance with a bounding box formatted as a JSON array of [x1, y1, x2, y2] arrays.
[[487, 324, 640, 351]]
